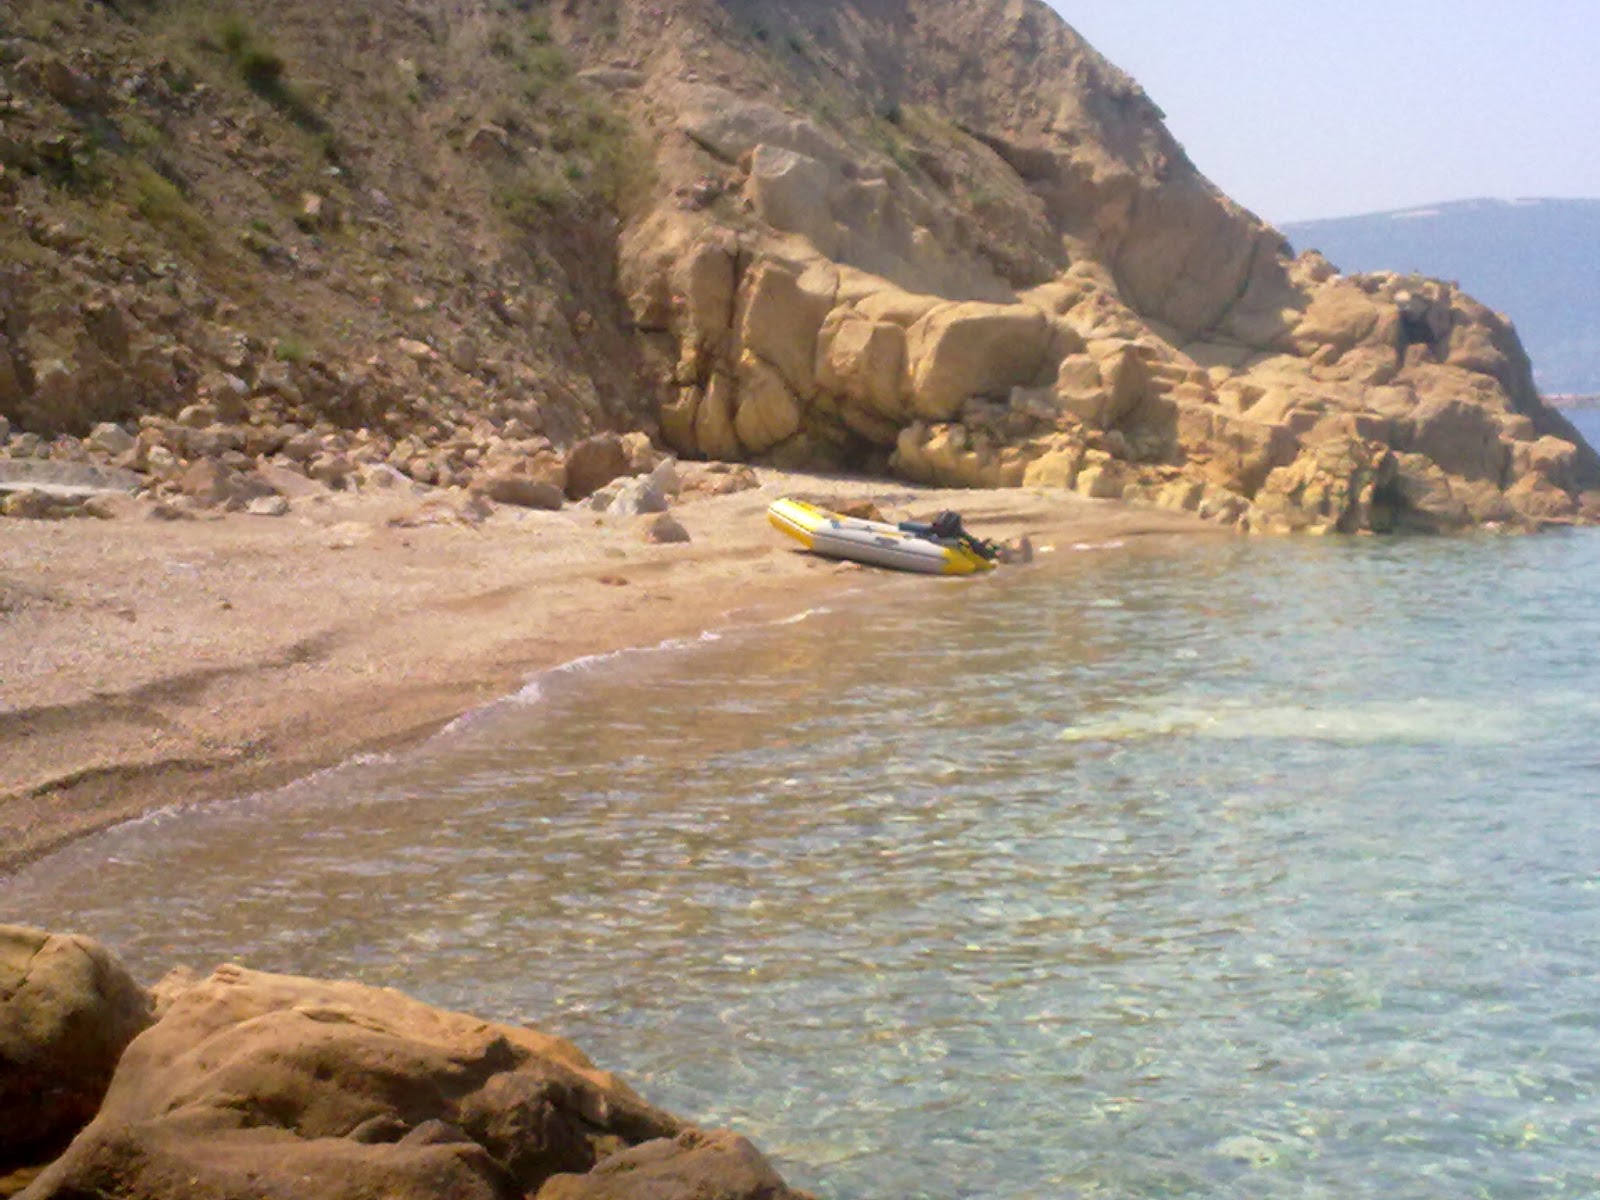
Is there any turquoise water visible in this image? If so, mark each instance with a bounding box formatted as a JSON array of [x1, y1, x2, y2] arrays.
[[7, 432, 1600, 1197]]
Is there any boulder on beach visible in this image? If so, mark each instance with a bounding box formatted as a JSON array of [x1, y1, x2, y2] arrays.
[[23, 962, 814, 1200]]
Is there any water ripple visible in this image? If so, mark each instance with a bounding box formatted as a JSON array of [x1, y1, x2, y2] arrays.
[[5, 533, 1600, 1198]]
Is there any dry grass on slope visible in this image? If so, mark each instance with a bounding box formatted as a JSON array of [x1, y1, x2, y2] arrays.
[[1, 0, 654, 439]]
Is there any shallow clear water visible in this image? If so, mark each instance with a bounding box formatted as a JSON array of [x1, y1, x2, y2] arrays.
[[8, 489, 1600, 1197]]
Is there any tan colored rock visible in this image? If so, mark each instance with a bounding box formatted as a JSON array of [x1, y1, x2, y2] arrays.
[[1390, 453, 1471, 531], [538, 1128, 812, 1200], [678, 462, 759, 495], [816, 309, 907, 424], [1177, 407, 1300, 497], [1405, 396, 1511, 483], [660, 388, 701, 457], [1510, 435, 1583, 491], [479, 473, 566, 510], [527, 450, 570, 493], [677, 84, 843, 169], [564, 434, 632, 500], [245, 495, 291, 516], [854, 287, 942, 327], [619, 432, 665, 476], [672, 237, 738, 352], [1303, 411, 1394, 447], [22, 964, 693, 1200], [306, 454, 355, 490], [643, 512, 691, 543], [748, 144, 839, 255], [1452, 478, 1519, 524], [176, 402, 218, 429], [1288, 283, 1385, 356], [81, 492, 144, 520], [734, 354, 803, 453], [1504, 473, 1580, 524], [694, 374, 742, 461], [176, 460, 242, 507], [396, 337, 438, 363], [1021, 439, 1084, 489], [906, 302, 1050, 421], [1050, 353, 1111, 426], [279, 430, 324, 463], [1083, 340, 1154, 428], [1117, 188, 1281, 340], [1251, 437, 1397, 534], [0, 925, 152, 1168], [85, 422, 136, 456], [736, 260, 834, 400], [1075, 456, 1127, 500], [1, 488, 62, 519], [253, 461, 329, 499], [1155, 477, 1206, 513], [836, 392, 902, 446], [890, 421, 1006, 488]]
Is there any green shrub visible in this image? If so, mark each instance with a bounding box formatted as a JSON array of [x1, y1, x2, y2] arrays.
[[126, 162, 210, 243], [214, 15, 324, 132], [494, 170, 572, 226], [274, 335, 310, 363]]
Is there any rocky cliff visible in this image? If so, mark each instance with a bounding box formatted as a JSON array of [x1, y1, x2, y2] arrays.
[[3, 0, 1597, 531]]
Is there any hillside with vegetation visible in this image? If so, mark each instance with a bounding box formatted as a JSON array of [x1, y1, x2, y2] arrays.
[[2, 0, 1598, 532]]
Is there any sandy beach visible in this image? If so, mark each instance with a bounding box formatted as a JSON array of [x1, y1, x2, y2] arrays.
[[0, 474, 1217, 874]]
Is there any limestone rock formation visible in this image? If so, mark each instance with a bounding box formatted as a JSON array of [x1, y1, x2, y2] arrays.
[[24, 962, 812, 1200], [0, 925, 153, 1169]]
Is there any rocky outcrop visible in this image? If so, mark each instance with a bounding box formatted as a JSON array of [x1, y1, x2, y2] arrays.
[[0, 926, 153, 1169], [604, 0, 1600, 532], [1, 0, 1595, 533], [21, 956, 813, 1200]]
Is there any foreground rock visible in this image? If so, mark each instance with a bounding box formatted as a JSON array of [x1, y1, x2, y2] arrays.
[[0, 927, 152, 1170], [21, 960, 814, 1200]]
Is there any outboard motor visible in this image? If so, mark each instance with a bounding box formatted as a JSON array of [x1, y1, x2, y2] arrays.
[[901, 510, 999, 561]]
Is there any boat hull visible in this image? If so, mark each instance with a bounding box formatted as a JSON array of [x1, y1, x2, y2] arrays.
[[767, 498, 995, 576]]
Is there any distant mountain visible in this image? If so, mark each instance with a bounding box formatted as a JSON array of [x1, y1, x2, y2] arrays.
[[1283, 199, 1600, 396]]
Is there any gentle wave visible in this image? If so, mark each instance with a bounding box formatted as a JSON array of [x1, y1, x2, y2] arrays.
[[9, 531, 1600, 1200], [1057, 695, 1526, 746]]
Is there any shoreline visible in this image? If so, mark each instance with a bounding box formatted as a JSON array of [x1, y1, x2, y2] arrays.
[[0, 471, 1221, 876]]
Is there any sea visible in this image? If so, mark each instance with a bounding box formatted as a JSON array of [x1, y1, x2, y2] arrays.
[[5, 407, 1600, 1200]]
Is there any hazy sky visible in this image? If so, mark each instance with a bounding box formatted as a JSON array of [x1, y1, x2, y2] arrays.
[[1046, 2, 1600, 225]]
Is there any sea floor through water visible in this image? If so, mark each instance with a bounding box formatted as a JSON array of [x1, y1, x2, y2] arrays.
[[7, 493, 1600, 1198]]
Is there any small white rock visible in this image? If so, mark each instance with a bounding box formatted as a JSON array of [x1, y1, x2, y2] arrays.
[[246, 495, 291, 517]]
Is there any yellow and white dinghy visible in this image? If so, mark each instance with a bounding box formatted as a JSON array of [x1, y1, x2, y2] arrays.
[[767, 498, 998, 576]]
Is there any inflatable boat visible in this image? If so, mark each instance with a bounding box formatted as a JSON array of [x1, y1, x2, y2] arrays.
[[767, 498, 997, 575]]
